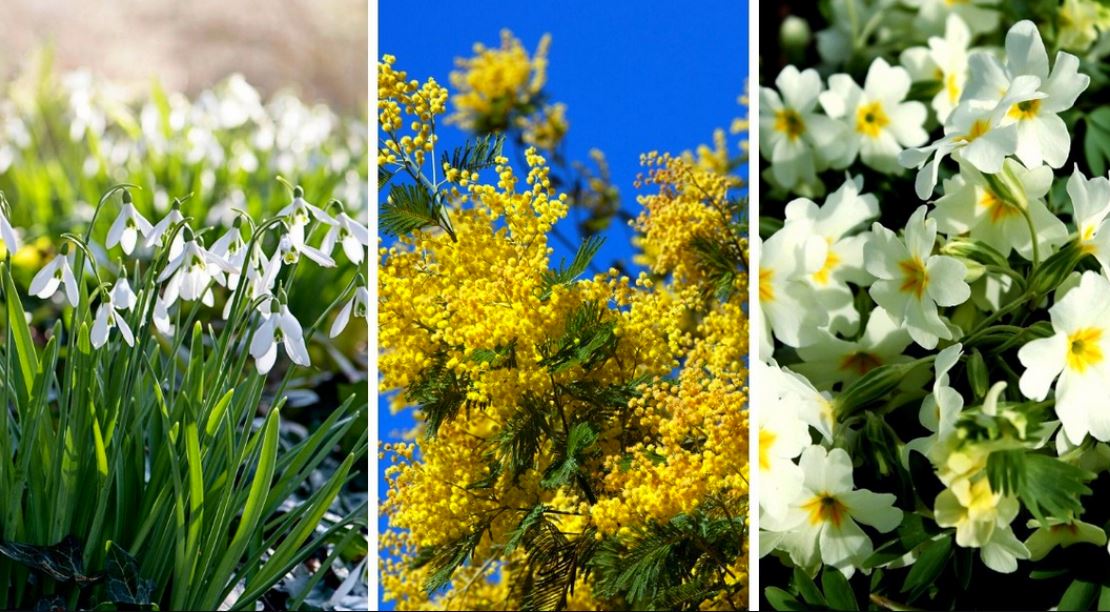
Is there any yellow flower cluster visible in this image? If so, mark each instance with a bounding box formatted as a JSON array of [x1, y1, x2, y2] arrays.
[[380, 53, 748, 610], [520, 102, 569, 150], [378, 54, 448, 168], [449, 30, 551, 131]]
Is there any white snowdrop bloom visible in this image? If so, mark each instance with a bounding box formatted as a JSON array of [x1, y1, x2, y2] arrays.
[[761, 360, 837, 441], [278, 187, 338, 249], [961, 20, 1090, 169], [932, 159, 1067, 260], [1018, 270, 1110, 445], [106, 192, 154, 255], [782, 175, 879, 336], [153, 293, 175, 336], [91, 284, 135, 349], [146, 204, 187, 260], [934, 476, 1029, 573], [759, 66, 850, 191], [757, 230, 828, 357], [322, 211, 371, 265], [757, 407, 809, 525], [330, 287, 369, 338], [899, 15, 973, 122], [772, 446, 903, 578], [159, 238, 238, 305], [210, 225, 250, 288], [0, 203, 19, 251], [867, 206, 971, 349], [1066, 168, 1110, 267], [224, 247, 284, 320], [30, 250, 80, 308], [795, 307, 914, 390], [903, 0, 1000, 37], [250, 302, 311, 375], [279, 234, 336, 269], [819, 58, 928, 174]]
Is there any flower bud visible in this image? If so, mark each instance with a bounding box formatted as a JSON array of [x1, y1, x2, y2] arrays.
[[834, 361, 917, 420]]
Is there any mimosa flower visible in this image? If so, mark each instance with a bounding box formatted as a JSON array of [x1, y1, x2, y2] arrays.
[[773, 446, 903, 577], [1018, 270, 1110, 444], [29, 248, 80, 308], [819, 57, 928, 174], [250, 302, 311, 374], [867, 206, 971, 349]]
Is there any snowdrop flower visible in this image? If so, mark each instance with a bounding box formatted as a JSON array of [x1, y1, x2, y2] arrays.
[[781, 175, 879, 336], [250, 301, 311, 374], [903, 0, 1000, 37], [795, 307, 914, 389], [1018, 271, 1110, 444], [279, 186, 338, 249], [159, 235, 238, 305], [0, 199, 19, 251], [819, 58, 928, 174], [900, 15, 972, 123], [867, 206, 971, 349], [210, 223, 251, 287], [322, 210, 370, 265], [934, 476, 1029, 573], [758, 231, 828, 356], [91, 281, 136, 348], [146, 201, 187, 259], [30, 246, 80, 308], [932, 159, 1067, 260], [153, 293, 175, 336], [330, 287, 369, 338], [758, 408, 809, 524], [961, 20, 1090, 169], [224, 247, 283, 320], [759, 66, 849, 191], [772, 446, 902, 578], [279, 234, 335, 268], [106, 190, 154, 255]]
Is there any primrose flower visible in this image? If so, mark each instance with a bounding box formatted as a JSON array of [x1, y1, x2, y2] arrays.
[[330, 287, 369, 338], [30, 247, 80, 308], [757, 230, 828, 356], [1024, 517, 1108, 560], [759, 65, 849, 191], [758, 408, 809, 524], [904, 343, 965, 461], [782, 175, 879, 336], [91, 281, 136, 348], [772, 446, 902, 578], [761, 360, 836, 441], [903, 0, 1000, 37], [795, 307, 914, 389], [250, 302, 311, 375], [146, 202, 187, 259], [819, 57, 928, 174], [899, 15, 972, 123], [1066, 168, 1110, 263], [322, 211, 371, 265], [934, 475, 1029, 573], [961, 20, 1090, 169], [106, 191, 154, 255], [932, 158, 1067, 260], [1057, 0, 1103, 52], [279, 187, 338, 249], [1018, 270, 1110, 444], [867, 206, 971, 349], [159, 236, 238, 305]]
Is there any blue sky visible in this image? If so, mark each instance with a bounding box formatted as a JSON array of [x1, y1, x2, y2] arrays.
[[378, 1, 748, 606]]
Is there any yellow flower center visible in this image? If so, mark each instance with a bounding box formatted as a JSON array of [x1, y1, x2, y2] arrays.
[[945, 73, 961, 105], [1008, 99, 1042, 121], [773, 108, 806, 141], [839, 351, 882, 376], [855, 101, 890, 138], [760, 268, 774, 302], [813, 247, 841, 285], [1067, 327, 1103, 372], [962, 119, 991, 143], [980, 189, 1019, 223], [898, 257, 929, 299], [759, 428, 775, 471], [802, 493, 847, 527]]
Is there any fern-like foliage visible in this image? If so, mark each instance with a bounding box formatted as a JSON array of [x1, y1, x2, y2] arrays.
[[540, 235, 605, 300], [538, 301, 618, 373], [442, 134, 506, 174]]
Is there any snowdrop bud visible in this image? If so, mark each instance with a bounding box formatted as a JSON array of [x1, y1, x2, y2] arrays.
[[293, 185, 304, 199], [122, 189, 132, 204]]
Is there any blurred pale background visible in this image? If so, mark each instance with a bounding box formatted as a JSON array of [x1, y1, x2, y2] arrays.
[[0, 0, 368, 111]]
